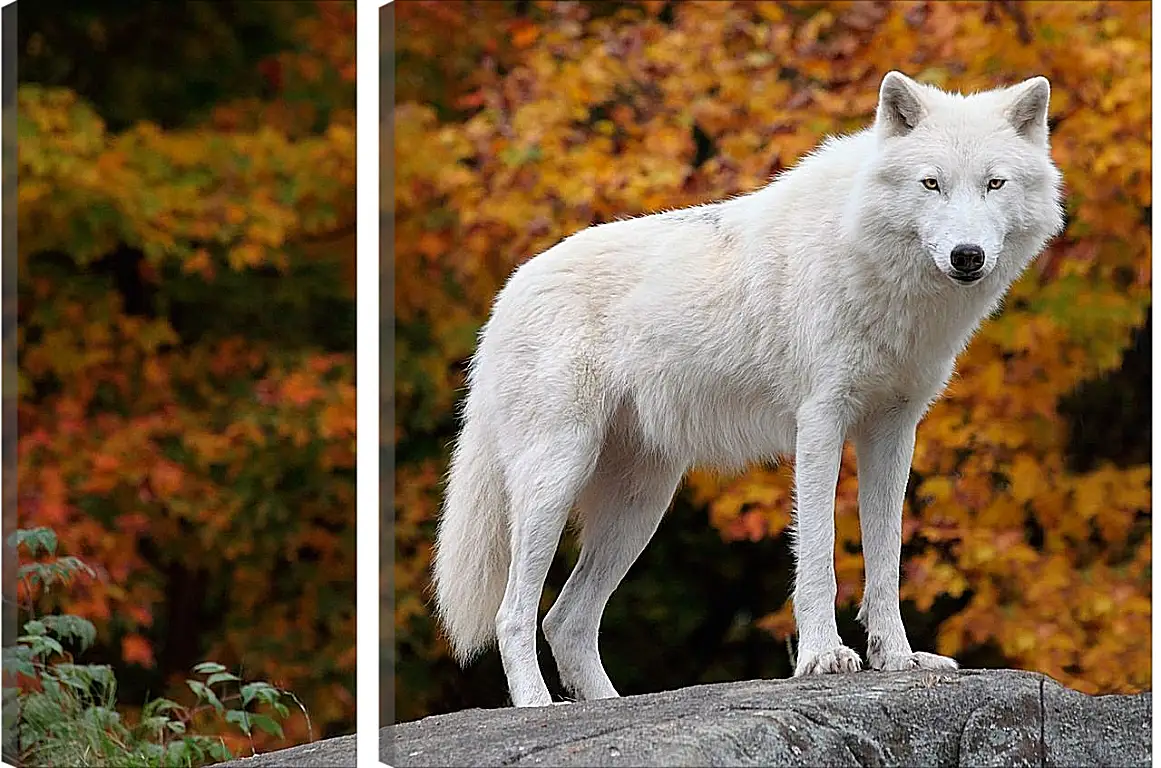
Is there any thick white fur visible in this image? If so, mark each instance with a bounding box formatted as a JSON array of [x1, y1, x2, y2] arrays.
[[431, 72, 1065, 707]]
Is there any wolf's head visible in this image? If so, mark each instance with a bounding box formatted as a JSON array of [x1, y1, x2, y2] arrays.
[[861, 71, 1065, 288]]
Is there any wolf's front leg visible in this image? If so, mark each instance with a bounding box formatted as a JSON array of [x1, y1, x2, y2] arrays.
[[792, 401, 861, 675], [854, 405, 957, 672]]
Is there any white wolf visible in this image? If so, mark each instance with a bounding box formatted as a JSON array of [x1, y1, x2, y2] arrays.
[[431, 71, 1065, 707]]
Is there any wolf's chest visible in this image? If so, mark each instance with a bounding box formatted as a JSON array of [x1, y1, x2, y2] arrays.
[[819, 316, 964, 426]]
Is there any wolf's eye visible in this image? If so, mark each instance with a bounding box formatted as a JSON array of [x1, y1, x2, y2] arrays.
[[987, 178, 1006, 190], [921, 178, 940, 191]]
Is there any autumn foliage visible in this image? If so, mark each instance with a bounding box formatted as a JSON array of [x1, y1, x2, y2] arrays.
[[394, 0, 1150, 717], [17, 0, 355, 750]]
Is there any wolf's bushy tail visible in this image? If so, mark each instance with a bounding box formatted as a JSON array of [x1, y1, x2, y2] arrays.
[[431, 406, 509, 664]]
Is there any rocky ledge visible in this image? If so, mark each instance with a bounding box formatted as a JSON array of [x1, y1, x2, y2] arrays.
[[382, 669, 1150, 767]]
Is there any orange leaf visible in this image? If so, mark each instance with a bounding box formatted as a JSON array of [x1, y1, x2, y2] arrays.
[[122, 633, 155, 667], [510, 21, 540, 49], [150, 460, 184, 496]]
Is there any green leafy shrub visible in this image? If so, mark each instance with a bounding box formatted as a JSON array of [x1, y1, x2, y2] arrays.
[[2, 527, 308, 767]]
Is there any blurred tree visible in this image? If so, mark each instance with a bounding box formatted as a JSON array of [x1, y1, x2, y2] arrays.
[[394, 0, 1150, 721], [17, 0, 356, 752], [18, 0, 310, 132]]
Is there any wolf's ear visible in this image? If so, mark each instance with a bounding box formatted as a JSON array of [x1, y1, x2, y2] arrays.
[[876, 71, 927, 138], [1006, 76, 1051, 144]]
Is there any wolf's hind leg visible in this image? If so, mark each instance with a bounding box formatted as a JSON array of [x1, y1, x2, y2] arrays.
[[543, 438, 682, 701], [497, 427, 603, 707]]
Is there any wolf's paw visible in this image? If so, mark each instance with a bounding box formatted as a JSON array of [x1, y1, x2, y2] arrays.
[[870, 650, 958, 672], [511, 689, 554, 708], [794, 644, 862, 676]]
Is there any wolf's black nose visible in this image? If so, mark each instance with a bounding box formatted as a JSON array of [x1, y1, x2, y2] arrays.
[[950, 244, 985, 274]]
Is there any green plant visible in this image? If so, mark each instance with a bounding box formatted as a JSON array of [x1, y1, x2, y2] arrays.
[[3, 527, 308, 767]]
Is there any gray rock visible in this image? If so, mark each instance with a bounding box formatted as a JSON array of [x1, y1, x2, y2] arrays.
[[216, 733, 355, 767], [381, 670, 1151, 767]]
